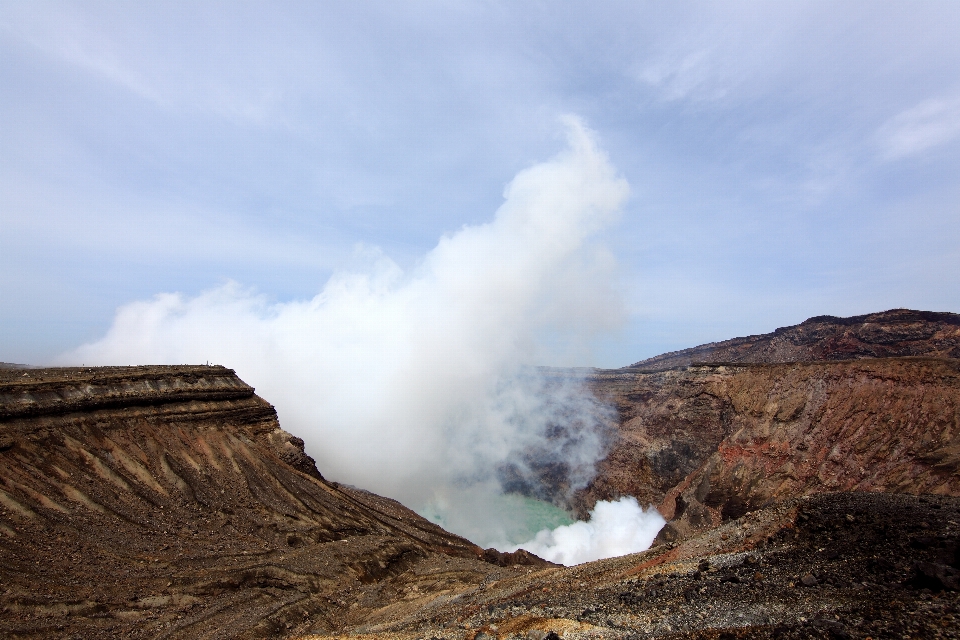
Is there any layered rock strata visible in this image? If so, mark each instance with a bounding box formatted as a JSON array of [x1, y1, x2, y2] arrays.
[[0, 366, 542, 639], [576, 357, 960, 541], [559, 311, 960, 542]]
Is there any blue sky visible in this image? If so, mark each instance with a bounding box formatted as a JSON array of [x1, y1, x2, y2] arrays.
[[3, 1, 960, 368]]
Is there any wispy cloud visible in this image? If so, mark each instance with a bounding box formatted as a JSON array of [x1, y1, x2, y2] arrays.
[[634, 49, 729, 103], [0, 4, 164, 105], [875, 97, 960, 161], [0, 3, 286, 125]]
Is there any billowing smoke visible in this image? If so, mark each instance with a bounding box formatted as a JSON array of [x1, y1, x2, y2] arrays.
[[507, 497, 667, 566], [60, 118, 662, 556]]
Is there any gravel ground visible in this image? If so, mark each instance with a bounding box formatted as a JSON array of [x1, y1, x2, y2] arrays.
[[316, 492, 959, 640]]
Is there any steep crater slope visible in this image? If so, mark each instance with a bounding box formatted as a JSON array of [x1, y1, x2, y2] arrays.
[[577, 358, 960, 540], [567, 310, 960, 541], [0, 366, 539, 639]]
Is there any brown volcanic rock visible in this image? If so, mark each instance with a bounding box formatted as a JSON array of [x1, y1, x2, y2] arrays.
[[2, 362, 959, 639], [573, 357, 960, 540], [669, 358, 960, 538], [300, 492, 960, 639], [570, 310, 960, 540], [0, 366, 550, 639], [629, 308, 960, 371], [5, 309, 960, 639]]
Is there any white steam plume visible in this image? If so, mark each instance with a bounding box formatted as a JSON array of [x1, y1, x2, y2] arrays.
[[507, 497, 666, 566], [61, 118, 647, 553]]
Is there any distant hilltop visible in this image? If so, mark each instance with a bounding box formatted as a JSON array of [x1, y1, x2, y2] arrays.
[[627, 308, 960, 371]]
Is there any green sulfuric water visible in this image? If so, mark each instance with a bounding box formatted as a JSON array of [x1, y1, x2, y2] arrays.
[[419, 492, 573, 547], [503, 493, 574, 536]]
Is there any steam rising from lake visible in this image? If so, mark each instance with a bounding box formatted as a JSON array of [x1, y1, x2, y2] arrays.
[[508, 496, 666, 566], [62, 118, 663, 557]]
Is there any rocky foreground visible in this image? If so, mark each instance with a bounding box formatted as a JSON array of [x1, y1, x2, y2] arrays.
[[1, 309, 959, 638], [316, 492, 959, 639]]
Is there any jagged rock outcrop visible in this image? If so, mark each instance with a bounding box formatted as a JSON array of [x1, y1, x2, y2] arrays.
[[0, 366, 547, 639], [628, 308, 960, 371]]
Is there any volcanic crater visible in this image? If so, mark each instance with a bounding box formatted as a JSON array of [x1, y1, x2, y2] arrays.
[[2, 308, 959, 639]]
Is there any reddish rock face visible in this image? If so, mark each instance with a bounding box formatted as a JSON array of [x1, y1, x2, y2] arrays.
[[628, 308, 960, 371], [575, 310, 960, 541]]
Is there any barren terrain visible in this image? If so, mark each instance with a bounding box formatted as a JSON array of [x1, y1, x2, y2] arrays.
[[2, 309, 959, 638]]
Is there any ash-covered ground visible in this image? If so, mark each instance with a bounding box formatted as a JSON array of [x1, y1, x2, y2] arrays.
[[320, 492, 958, 639]]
